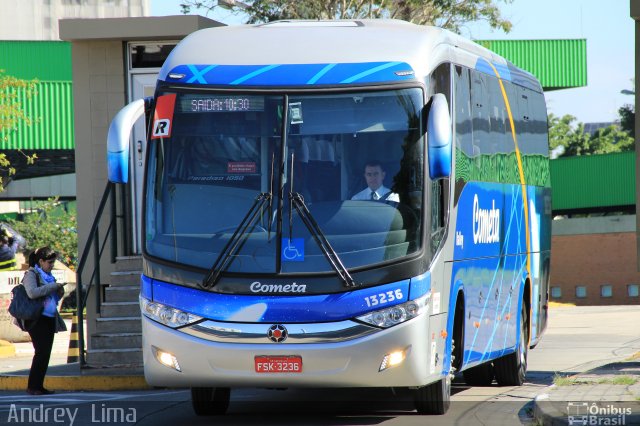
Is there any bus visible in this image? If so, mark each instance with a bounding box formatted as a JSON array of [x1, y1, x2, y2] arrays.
[[106, 19, 551, 415]]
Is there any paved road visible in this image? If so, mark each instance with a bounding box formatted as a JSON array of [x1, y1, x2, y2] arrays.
[[0, 305, 638, 425]]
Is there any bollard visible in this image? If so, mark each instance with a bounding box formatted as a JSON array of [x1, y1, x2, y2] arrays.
[[66, 314, 79, 363]]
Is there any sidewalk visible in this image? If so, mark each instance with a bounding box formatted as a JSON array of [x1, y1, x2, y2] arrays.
[[0, 318, 148, 391], [534, 356, 640, 425]]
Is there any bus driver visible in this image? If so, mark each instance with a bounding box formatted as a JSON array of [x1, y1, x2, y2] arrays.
[[351, 161, 399, 202]]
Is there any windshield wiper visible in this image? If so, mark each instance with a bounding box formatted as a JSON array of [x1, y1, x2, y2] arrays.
[[288, 153, 356, 288], [201, 192, 271, 289], [201, 154, 276, 290], [289, 192, 356, 288]]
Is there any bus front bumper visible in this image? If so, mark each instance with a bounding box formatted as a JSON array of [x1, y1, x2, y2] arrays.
[[141, 314, 440, 388]]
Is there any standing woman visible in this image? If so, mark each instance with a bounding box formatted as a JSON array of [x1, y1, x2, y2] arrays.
[[22, 247, 66, 395]]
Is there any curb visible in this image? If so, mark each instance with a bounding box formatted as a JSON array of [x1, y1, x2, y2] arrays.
[[533, 392, 570, 426], [532, 360, 640, 425], [0, 374, 150, 391], [0, 342, 16, 358]]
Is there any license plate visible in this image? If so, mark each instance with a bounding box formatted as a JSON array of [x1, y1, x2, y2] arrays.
[[255, 355, 303, 373]]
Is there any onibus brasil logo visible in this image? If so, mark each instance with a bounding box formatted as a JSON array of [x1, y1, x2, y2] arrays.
[[567, 402, 633, 425]]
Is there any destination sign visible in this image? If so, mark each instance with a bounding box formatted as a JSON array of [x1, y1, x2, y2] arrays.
[[178, 95, 264, 113]]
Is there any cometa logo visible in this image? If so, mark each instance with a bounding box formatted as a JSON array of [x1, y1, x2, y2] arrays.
[[472, 194, 500, 244], [250, 282, 307, 293]]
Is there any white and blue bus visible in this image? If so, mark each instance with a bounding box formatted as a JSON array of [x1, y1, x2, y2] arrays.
[[107, 19, 551, 415]]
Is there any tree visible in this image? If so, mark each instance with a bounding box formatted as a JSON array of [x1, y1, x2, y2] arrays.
[[619, 79, 635, 138], [0, 69, 38, 190], [618, 104, 634, 138], [548, 113, 634, 157], [8, 198, 78, 269], [180, 0, 514, 33]]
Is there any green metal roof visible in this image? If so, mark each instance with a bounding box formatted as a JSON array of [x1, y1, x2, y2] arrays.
[[476, 39, 587, 91], [0, 41, 72, 81], [0, 41, 74, 150], [1, 81, 74, 150], [550, 151, 635, 213]]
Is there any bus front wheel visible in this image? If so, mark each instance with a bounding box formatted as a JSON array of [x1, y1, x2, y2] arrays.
[[414, 374, 451, 415], [413, 338, 454, 415], [191, 387, 230, 416]]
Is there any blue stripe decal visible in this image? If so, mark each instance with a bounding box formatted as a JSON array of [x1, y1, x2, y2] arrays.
[[306, 63, 337, 85], [231, 64, 281, 85], [340, 61, 403, 84], [408, 271, 431, 300], [186, 65, 218, 84], [164, 62, 415, 86], [141, 274, 152, 299], [147, 277, 410, 323]]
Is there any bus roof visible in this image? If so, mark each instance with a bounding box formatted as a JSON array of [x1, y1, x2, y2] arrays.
[[158, 19, 541, 91]]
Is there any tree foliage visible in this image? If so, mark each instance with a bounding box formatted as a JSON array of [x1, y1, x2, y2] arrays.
[[618, 78, 635, 138], [8, 198, 77, 269], [548, 113, 634, 157], [0, 69, 39, 190], [180, 0, 514, 33], [619, 104, 635, 138]]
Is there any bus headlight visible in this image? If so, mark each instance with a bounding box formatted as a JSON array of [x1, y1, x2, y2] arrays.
[[356, 292, 430, 328], [140, 296, 203, 328]]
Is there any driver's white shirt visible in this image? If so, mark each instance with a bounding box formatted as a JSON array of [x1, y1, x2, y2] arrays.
[[351, 185, 399, 202]]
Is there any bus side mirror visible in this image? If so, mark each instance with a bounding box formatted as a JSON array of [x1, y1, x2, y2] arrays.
[[107, 99, 145, 183], [427, 93, 452, 180]]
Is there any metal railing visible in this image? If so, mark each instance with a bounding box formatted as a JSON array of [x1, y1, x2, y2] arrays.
[[74, 182, 126, 365]]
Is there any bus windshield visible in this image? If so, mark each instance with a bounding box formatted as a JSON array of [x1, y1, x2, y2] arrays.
[[145, 88, 424, 275]]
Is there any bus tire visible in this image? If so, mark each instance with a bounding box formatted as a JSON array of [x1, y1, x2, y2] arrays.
[[462, 362, 494, 386], [191, 387, 230, 416], [494, 303, 528, 386], [414, 374, 451, 415], [414, 334, 455, 415]]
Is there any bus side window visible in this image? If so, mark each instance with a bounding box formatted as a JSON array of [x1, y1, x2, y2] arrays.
[[517, 86, 532, 155], [454, 66, 473, 162], [530, 91, 550, 156], [517, 84, 548, 157], [487, 76, 507, 156], [471, 71, 489, 160]]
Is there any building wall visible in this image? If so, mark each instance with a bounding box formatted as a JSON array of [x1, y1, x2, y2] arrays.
[[68, 40, 125, 343], [550, 215, 640, 305], [0, 0, 149, 41], [70, 39, 125, 273]]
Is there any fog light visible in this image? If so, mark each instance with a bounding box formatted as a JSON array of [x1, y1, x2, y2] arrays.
[[379, 347, 409, 372], [152, 346, 181, 372]]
